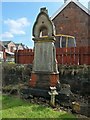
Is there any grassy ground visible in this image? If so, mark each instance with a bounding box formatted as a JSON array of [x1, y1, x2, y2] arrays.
[[0, 95, 77, 119]]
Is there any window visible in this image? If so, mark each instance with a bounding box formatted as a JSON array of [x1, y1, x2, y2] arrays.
[[59, 35, 76, 48], [10, 46, 14, 52], [60, 36, 67, 48], [68, 37, 76, 47]]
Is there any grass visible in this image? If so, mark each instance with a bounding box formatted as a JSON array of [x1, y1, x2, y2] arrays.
[[0, 95, 77, 119]]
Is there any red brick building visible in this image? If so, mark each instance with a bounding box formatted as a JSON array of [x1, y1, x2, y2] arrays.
[[15, 1, 90, 65], [51, 0, 90, 47]]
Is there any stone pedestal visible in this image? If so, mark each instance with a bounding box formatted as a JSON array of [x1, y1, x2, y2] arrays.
[[29, 37, 59, 90], [29, 7, 60, 94], [30, 72, 59, 90]]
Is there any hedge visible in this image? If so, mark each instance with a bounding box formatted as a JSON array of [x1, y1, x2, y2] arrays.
[[2, 63, 90, 95]]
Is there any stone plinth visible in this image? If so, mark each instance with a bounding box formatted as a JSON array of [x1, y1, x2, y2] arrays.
[[30, 72, 59, 90], [29, 7, 60, 92]]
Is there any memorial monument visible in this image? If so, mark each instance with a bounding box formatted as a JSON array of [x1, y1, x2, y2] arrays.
[[21, 7, 74, 109], [29, 7, 60, 96]]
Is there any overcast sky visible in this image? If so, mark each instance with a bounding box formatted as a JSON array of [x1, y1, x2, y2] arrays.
[[1, 0, 90, 48]]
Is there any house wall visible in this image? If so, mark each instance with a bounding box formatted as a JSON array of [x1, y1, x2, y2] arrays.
[[52, 2, 90, 47], [0, 51, 3, 60], [18, 45, 24, 50], [7, 42, 16, 52], [0, 44, 6, 61]]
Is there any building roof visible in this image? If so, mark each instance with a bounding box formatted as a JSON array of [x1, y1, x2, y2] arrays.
[[15, 43, 21, 48], [2, 41, 28, 49], [3, 41, 12, 46], [0, 41, 5, 48], [51, 0, 90, 20], [6, 51, 14, 55], [15, 43, 25, 49]]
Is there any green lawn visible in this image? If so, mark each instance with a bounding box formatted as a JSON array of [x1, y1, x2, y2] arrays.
[[0, 95, 77, 119]]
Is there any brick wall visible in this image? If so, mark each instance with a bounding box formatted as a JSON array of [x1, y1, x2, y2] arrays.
[[52, 2, 90, 47]]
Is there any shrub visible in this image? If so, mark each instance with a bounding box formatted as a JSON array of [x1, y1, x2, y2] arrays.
[[2, 63, 32, 86], [2, 63, 90, 96]]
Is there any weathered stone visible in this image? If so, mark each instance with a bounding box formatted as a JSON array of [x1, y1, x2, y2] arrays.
[[48, 87, 58, 107], [33, 42, 58, 72], [57, 84, 73, 107], [29, 7, 59, 90], [60, 84, 71, 96], [72, 101, 80, 113], [33, 7, 55, 38]]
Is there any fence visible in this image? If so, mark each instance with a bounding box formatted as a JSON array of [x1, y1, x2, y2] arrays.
[[15, 49, 34, 64], [15, 47, 90, 65]]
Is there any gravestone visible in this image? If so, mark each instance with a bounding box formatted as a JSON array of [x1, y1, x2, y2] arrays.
[[29, 8, 60, 91]]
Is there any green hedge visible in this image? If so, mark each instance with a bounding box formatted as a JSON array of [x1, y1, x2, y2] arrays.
[[58, 64, 90, 95], [2, 63, 32, 86], [2, 63, 90, 95]]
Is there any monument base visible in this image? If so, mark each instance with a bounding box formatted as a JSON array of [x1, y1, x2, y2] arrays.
[[29, 72, 60, 90]]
